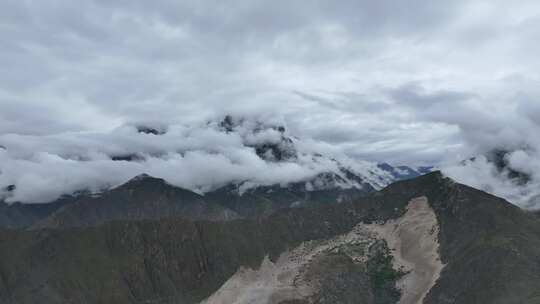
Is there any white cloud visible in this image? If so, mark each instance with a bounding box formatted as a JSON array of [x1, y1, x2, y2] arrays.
[[2, 1, 540, 207], [0, 119, 375, 203]]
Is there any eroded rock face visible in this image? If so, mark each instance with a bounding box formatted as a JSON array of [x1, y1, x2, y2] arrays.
[[202, 197, 444, 304], [367, 197, 444, 304], [202, 226, 376, 304]]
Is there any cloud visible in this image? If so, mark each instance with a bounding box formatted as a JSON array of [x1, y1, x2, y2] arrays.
[[2, 1, 540, 207], [443, 152, 540, 210], [0, 118, 390, 203], [437, 97, 540, 209]]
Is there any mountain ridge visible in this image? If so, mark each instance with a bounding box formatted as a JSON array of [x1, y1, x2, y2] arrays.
[[0, 115, 428, 208], [1, 158, 427, 230], [0, 172, 539, 303]]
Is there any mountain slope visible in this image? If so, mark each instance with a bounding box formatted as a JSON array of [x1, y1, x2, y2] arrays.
[[0, 116, 428, 229], [0, 197, 71, 229], [204, 177, 372, 218], [0, 169, 399, 230], [31, 174, 239, 229], [0, 172, 539, 303], [26, 174, 370, 229]]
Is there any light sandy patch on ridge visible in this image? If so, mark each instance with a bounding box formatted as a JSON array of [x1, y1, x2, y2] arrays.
[[201, 196, 444, 304], [367, 196, 444, 304], [201, 225, 373, 304]]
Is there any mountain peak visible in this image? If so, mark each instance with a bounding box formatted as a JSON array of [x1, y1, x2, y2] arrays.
[[135, 124, 167, 135], [131, 173, 153, 180], [121, 174, 168, 188]]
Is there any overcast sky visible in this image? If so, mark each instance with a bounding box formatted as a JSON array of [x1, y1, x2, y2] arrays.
[[2, 1, 540, 207], [2, 0, 539, 163]]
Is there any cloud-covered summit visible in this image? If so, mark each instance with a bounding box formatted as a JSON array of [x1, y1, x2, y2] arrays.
[[444, 148, 540, 210]]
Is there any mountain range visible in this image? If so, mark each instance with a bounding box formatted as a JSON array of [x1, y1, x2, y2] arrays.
[[2, 117, 538, 304], [0, 172, 539, 303], [0, 116, 429, 229], [0, 166, 421, 230]]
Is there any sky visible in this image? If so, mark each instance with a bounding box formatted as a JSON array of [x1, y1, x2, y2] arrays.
[[2, 1, 540, 208]]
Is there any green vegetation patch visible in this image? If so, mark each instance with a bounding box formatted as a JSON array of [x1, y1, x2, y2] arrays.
[[366, 240, 405, 304]]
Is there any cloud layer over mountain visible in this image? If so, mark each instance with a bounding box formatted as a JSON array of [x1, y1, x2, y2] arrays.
[[0, 118, 392, 203], [2, 1, 540, 208]]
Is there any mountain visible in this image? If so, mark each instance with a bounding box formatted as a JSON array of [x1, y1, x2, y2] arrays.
[[448, 148, 540, 208], [214, 115, 426, 191], [13, 167, 413, 230], [377, 163, 432, 181], [30, 174, 239, 229], [19, 173, 370, 230], [205, 178, 370, 218], [0, 116, 428, 229], [0, 167, 421, 230], [0, 200, 68, 229], [1, 172, 539, 303], [198, 116, 426, 219], [0, 184, 74, 229]]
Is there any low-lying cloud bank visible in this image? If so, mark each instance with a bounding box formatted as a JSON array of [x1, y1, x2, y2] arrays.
[[0, 117, 391, 203], [3, 99, 540, 211], [437, 100, 540, 210], [443, 151, 540, 210]]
